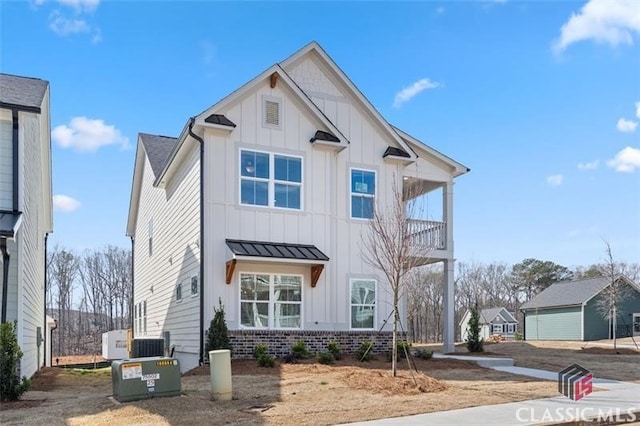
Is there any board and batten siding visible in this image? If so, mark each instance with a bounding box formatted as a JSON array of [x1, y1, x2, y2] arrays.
[[584, 283, 640, 341], [525, 306, 582, 340], [132, 139, 200, 372], [0, 117, 12, 210], [202, 66, 407, 335]]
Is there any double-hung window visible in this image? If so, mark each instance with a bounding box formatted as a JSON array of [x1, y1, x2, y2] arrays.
[[240, 273, 302, 329], [491, 324, 503, 334], [240, 150, 302, 210], [351, 169, 375, 219], [350, 279, 376, 329]]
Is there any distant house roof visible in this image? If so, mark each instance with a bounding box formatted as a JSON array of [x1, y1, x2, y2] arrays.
[[480, 307, 517, 324], [520, 277, 625, 310], [139, 133, 178, 179], [0, 73, 49, 112], [226, 239, 329, 262]]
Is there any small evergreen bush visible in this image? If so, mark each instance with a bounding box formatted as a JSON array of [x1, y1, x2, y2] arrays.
[[257, 354, 276, 368], [514, 331, 523, 341], [415, 349, 434, 360], [327, 341, 342, 360], [253, 343, 268, 359], [465, 305, 484, 353], [0, 322, 30, 402], [356, 340, 374, 362], [205, 299, 232, 355], [291, 340, 310, 359], [316, 352, 334, 365]]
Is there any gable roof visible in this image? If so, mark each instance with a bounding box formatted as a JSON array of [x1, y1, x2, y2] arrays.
[[480, 307, 518, 324], [280, 42, 417, 162], [520, 276, 639, 310], [139, 133, 178, 179], [0, 73, 49, 112]]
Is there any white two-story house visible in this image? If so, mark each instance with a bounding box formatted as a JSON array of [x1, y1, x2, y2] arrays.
[[0, 73, 54, 378], [126, 42, 468, 371]]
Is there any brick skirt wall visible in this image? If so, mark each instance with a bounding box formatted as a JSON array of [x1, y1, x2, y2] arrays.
[[228, 330, 404, 358]]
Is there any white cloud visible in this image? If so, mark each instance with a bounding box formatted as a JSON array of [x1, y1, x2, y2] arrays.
[[57, 0, 100, 13], [53, 194, 81, 212], [52, 116, 129, 151], [393, 78, 440, 108], [617, 118, 638, 133], [49, 11, 90, 36], [607, 146, 640, 172], [552, 0, 640, 53], [546, 174, 564, 187], [636, 101, 640, 119], [577, 160, 599, 170]]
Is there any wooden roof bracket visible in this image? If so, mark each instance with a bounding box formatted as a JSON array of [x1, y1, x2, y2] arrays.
[[270, 72, 279, 88], [311, 264, 324, 288], [225, 259, 237, 284]]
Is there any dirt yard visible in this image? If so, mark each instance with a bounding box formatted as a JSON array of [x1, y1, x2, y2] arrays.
[[0, 356, 558, 426]]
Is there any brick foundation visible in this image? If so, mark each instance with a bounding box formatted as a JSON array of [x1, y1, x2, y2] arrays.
[[228, 330, 403, 358]]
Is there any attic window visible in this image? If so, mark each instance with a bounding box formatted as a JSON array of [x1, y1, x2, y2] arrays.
[[263, 96, 281, 129]]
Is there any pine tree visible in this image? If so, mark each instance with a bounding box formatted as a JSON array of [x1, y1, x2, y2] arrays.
[[466, 304, 484, 353], [205, 299, 231, 355]]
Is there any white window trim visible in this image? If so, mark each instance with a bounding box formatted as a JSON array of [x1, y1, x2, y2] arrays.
[[191, 276, 199, 297], [262, 95, 282, 130], [239, 148, 304, 211], [349, 278, 377, 330], [491, 324, 503, 334], [238, 271, 304, 330], [176, 283, 183, 302], [349, 167, 376, 220]]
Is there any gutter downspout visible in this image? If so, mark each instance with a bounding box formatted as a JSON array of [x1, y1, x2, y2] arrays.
[[12, 109, 19, 213], [130, 236, 135, 335], [43, 233, 48, 368], [188, 118, 205, 365], [1, 238, 9, 323]]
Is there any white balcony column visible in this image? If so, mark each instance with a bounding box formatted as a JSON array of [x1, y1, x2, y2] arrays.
[[443, 181, 453, 252], [442, 258, 455, 353]]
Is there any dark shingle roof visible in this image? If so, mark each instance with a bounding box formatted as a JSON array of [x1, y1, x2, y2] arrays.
[[226, 239, 329, 262], [520, 277, 611, 310], [383, 146, 411, 158], [0, 73, 49, 111], [139, 133, 178, 179], [0, 211, 22, 238], [480, 308, 517, 324], [310, 130, 340, 143], [204, 114, 236, 127]]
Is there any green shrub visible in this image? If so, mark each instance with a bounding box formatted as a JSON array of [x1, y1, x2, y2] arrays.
[[253, 343, 268, 359], [356, 340, 374, 362], [465, 305, 484, 353], [316, 352, 334, 365], [415, 349, 434, 360], [257, 354, 276, 368], [396, 341, 410, 359], [291, 340, 310, 359], [514, 331, 523, 341], [205, 299, 232, 355], [0, 322, 30, 401], [327, 341, 342, 360]]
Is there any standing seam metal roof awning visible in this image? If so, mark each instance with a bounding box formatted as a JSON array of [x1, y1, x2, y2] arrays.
[[0, 211, 23, 239], [225, 239, 329, 287]]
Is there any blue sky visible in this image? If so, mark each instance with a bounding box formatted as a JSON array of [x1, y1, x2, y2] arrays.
[[1, 0, 639, 269]]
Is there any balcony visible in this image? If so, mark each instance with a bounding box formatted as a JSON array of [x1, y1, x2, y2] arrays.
[[407, 219, 446, 250]]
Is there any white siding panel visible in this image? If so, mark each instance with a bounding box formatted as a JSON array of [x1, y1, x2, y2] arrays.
[[0, 119, 12, 210]]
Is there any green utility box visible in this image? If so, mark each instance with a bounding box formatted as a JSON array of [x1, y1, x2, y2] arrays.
[[111, 357, 181, 402]]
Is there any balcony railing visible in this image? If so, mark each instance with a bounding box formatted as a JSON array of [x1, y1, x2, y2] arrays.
[[407, 219, 446, 250]]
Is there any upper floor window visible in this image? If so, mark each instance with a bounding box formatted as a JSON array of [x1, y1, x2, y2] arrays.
[[240, 150, 302, 210], [148, 218, 154, 257], [351, 169, 375, 219], [176, 283, 182, 302], [191, 276, 198, 297]]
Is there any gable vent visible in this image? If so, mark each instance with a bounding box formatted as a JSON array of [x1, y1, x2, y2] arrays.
[[263, 97, 281, 128]]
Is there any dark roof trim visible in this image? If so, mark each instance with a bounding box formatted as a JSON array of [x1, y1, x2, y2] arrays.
[[383, 146, 410, 158], [0, 102, 41, 114], [310, 130, 340, 143], [226, 239, 329, 262], [204, 114, 236, 128], [0, 211, 23, 239]]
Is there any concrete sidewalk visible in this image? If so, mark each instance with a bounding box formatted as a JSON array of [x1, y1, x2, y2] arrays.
[[345, 355, 640, 425]]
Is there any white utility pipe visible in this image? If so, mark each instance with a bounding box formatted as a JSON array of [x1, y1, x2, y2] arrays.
[[209, 350, 232, 401]]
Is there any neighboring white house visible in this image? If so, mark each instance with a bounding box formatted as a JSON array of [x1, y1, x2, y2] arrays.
[[0, 73, 54, 378], [126, 42, 469, 372], [459, 307, 519, 342]]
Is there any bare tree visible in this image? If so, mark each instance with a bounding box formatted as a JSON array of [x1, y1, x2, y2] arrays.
[[596, 242, 633, 351], [48, 246, 79, 356], [362, 178, 431, 376]]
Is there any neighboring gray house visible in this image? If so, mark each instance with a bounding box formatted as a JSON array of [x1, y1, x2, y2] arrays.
[[0, 73, 54, 377], [521, 276, 640, 341], [459, 307, 518, 341]]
